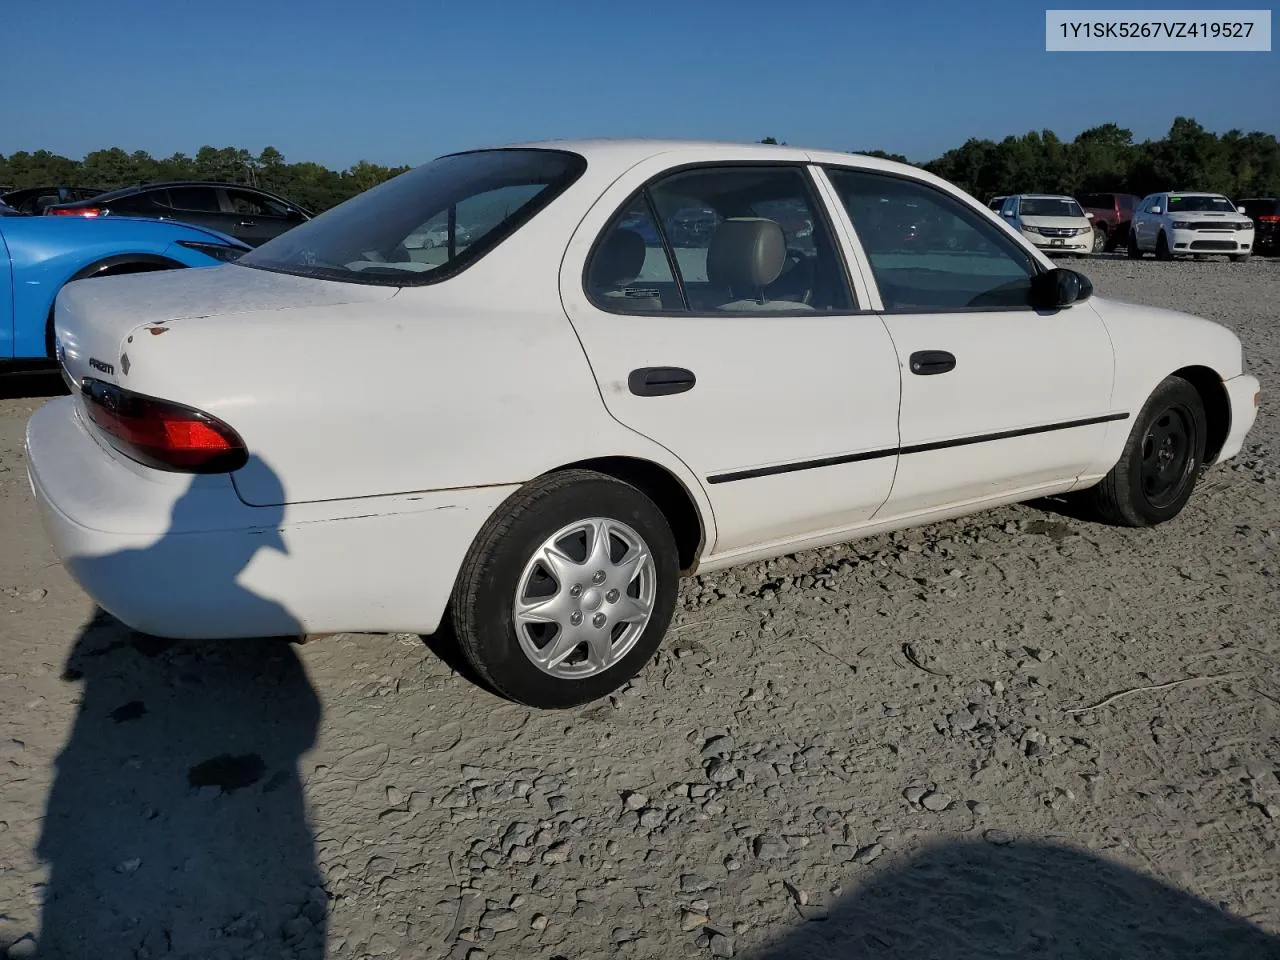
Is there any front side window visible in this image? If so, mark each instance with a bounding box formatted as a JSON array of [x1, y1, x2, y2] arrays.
[[586, 164, 854, 315], [1167, 194, 1237, 213], [825, 167, 1037, 312], [239, 149, 586, 286]]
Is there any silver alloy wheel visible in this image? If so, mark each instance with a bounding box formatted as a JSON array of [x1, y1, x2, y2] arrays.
[[512, 517, 657, 679]]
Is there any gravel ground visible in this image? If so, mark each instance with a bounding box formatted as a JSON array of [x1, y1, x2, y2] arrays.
[[1, 255, 1279, 960]]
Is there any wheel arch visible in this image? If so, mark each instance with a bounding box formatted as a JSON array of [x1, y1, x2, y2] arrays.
[[1171, 365, 1231, 464], [44, 254, 187, 356], [548, 455, 707, 574]]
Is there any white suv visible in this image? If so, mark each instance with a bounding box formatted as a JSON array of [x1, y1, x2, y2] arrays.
[[998, 194, 1096, 256], [1128, 191, 1254, 262]]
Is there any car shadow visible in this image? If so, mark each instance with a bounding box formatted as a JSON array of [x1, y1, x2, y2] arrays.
[[746, 837, 1280, 959], [0, 368, 66, 401], [29, 462, 327, 960]]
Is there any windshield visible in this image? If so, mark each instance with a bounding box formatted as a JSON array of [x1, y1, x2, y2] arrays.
[[1167, 194, 1237, 213], [1018, 197, 1084, 218], [238, 149, 586, 286]]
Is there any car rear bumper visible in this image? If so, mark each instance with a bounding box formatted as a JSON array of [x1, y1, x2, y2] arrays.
[[1216, 373, 1261, 464], [25, 396, 515, 639]]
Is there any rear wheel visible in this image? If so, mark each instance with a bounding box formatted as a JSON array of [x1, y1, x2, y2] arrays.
[[1082, 376, 1207, 527], [448, 469, 679, 709]]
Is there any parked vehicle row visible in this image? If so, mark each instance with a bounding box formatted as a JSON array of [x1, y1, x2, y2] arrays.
[[27, 138, 1261, 709], [996, 194, 1097, 256], [989, 187, 1270, 260]]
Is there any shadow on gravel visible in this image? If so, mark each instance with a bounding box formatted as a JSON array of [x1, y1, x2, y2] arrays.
[[748, 837, 1280, 959], [30, 467, 327, 960]]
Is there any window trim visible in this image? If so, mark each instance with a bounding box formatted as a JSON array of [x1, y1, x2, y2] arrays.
[[818, 164, 1050, 316], [238, 147, 588, 288], [580, 159, 863, 318]]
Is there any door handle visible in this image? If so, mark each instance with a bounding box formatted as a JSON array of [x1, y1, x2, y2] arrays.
[[239, 220, 256, 227], [909, 350, 956, 375], [628, 366, 696, 397]]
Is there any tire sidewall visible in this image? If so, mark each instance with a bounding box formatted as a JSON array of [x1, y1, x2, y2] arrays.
[[1121, 380, 1207, 525], [467, 478, 679, 709]]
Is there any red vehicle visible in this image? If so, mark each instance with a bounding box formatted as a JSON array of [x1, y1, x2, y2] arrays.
[[1077, 192, 1141, 253], [1239, 198, 1279, 255]]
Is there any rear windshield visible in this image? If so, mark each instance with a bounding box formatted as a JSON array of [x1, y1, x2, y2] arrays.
[[1167, 195, 1236, 213], [1241, 198, 1280, 216], [1018, 197, 1084, 218], [238, 148, 586, 286]]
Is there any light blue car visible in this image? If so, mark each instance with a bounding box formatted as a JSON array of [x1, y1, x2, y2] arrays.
[[0, 210, 249, 366]]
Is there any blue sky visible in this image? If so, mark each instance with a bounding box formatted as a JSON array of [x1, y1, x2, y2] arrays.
[[1, 0, 1275, 170]]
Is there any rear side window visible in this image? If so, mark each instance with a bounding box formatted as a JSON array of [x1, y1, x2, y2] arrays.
[[239, 149, 586, 286], [165, 187, 221, 212]]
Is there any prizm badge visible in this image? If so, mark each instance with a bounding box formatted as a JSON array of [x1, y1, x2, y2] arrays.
[[88, 357, 114, 375]]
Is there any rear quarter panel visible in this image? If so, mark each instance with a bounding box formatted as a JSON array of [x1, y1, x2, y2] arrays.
[[2, 217, 226, 359]]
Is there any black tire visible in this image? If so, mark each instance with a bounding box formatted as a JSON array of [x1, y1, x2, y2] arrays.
[[1230, 254, 1251, 263], [1083, 376, 1207, 527], [448, 469, 680, 709], [1127, 230, 1143, 259], [1155, 230, 1173, 260], [1091, 228, 1107, 254]]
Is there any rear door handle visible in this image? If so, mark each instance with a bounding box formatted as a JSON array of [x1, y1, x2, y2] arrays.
[[909, 350, 956, 375], [628, 366, 696, 397]]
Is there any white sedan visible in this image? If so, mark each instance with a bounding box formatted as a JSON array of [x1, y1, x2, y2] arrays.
[[27, 139, 1261, 709]]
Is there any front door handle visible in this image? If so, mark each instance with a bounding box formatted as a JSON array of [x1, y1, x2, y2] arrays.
[[909, 350, 956, 375], [628, 366, 696, 397], [238, 220, 257, 227]]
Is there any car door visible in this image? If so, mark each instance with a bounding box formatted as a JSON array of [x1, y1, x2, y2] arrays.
[[558, 156, 902, 557], [223, 188, 300, 246], [819, 164, 1117, 518], [1133, 194, 1164, 250], [158, 186, 233, 234], [0, 224, 12, 359]]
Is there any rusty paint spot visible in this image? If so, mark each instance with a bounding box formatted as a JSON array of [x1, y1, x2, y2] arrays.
[[148, 326, 169, 336]]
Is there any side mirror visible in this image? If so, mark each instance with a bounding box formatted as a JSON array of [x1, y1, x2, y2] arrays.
[[1085, 211, 1095, 219], [1237, 205, 1247, 214], [1030, 267, 1093, 310], [1003, 210, 1015, 217], [1150, 206, 1162, 215]]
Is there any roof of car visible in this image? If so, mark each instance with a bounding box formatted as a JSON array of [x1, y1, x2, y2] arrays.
[[465, 137, 926, 175], [1012, 193, 1079, 201]]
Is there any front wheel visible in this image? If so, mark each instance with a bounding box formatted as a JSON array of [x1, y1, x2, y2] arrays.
[[1092, 228, 1107, 254], [448, 469, 679, 708], [1082, 376, 1207, 527]]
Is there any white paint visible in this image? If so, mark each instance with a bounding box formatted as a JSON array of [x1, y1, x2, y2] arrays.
[[27, 138, 1262, 641]]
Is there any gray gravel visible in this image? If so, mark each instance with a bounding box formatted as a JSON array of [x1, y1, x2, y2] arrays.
[[1, 255, 1278, 959]]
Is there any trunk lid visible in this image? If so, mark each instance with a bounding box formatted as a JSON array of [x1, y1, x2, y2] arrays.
[[54, 263, 398, 389]]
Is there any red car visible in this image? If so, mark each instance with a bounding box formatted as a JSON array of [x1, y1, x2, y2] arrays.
[[1077, 192, 1142, 253], [1239, 198, 1279, 255]]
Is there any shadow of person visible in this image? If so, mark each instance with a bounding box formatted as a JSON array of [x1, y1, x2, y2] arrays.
[[747, 837, 1280, 959], [33, 462, 326, 960]]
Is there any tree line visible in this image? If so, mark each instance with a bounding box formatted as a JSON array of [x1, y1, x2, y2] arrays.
[[2, 117, 1277, 216]]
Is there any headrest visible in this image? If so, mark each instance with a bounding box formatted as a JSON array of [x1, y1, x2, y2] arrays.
[[706, 218, 787, 291], [590, 227, 647, 288]]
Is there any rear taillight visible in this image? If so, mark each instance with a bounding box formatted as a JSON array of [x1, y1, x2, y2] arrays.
[[1257, 215, 1280, 223], [80, 378, 247, 473], [48, 207, 103, 217]]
